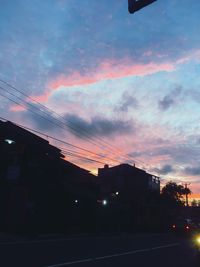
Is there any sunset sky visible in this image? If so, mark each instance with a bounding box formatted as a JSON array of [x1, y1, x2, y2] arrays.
[[0, 0, 200, 195]]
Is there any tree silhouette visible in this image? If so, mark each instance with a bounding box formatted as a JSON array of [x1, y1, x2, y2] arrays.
[[161, 182, 186, 207], [191, 199, 197, 207], [181, 186, 191, 206]]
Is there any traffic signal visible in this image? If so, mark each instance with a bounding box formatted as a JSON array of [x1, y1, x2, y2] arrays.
[[128, 0, 157, 14]]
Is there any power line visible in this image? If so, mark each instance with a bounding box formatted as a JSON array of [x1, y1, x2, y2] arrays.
[[2, 100, 190, 181], [0, 78, 135, 163], [0, 85, 110, 149], [0, 111, 119, 165], [61, 151, 110, 165], [0, 88, 151, 171], [0, 78, 156, 170], [57, 146, 115, 164], [0, 88, 173, 174], [0, 89, 119, 163]]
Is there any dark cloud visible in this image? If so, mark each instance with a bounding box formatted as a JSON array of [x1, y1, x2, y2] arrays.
[[159, 96, 174, 110], [128, 141, 200, 172], [21, 103, 59, 131], [149, 143, 200, 170], [128, 151, 144, 158], [158, 86, 183, 111], [184, 166, 200, 176], [188, 90, 200, 104], [64, 114, 133, 138], [153, 164, 175, 175], [115, 93, 139, 113], [18, 101, 134, 138]]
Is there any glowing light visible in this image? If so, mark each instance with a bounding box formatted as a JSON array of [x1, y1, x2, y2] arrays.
[[196, 236, 200, 244], [172, 225, 176, 229], [115, 191, 119, 195], [102, 200, 107, 206], [186, 225, 190, 230], [5, 139, 15, 145], [74, 200, 78, 203]]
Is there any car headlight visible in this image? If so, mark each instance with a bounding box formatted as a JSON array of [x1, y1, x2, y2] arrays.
[[196, 236, 200, 245]]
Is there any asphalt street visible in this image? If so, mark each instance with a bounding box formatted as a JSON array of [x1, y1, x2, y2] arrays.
[[0, 233, 199, 267]]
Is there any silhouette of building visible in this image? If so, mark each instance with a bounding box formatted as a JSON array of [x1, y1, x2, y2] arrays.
[[97, 164, 160, 231], [0, 120, 97, 233], [0, 120, 162, 233], [98, 163, 160, 199]]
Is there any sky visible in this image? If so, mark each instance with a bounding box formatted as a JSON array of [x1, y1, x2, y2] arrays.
[[0, 0, 200, 195]]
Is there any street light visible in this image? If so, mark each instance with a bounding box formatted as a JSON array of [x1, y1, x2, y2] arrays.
[[102, 200, 107, 206], [5, 139, 15, 144]]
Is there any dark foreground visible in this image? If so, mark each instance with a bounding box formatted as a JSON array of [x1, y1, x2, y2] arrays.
[[0, 233, 199, 267]]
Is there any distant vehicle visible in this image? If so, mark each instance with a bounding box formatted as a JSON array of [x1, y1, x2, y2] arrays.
[[193, 233, 200, 260], [128, 0, 157, 14], [171, 218, 199, 235]]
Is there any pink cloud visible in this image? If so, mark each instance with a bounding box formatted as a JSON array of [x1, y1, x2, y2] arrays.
[[9, 104, 26, 112], [176, 49, 200, 64], [49, 60, 175, 89], [31, 92, 51, 103], [32, 60, 175, 102]]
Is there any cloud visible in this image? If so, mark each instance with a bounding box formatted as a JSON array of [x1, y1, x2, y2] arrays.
[[33, 60, 175, 102], [19, 106, 134, 138], [63, 114, 133, 138], [19, 103, 58, 131], [158, 86, 183, 110], [9, 104, 26, 112], [50, 61, 175, 89], [115, 92, 139, 112], [153, 164, 175, 175], [184, 166, 200, 176], [1, 0, 200, 107], [150, 143, 200, 167], [188, 89, 200, 104], [159, 96, 174, 110], [175, 49, 200, 65]]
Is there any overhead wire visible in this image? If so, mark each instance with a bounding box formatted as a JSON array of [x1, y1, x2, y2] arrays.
[[0, 87, 121, 164], [0, 96, 176, 179], [0, 84, 112, 149], [1, 81, 154, 169], [0, 78, 136, 163], [0, 110, 119, 165], [0, 89, 158, 173], [61, 151, 110, 165], [0, 78, 159, 171]]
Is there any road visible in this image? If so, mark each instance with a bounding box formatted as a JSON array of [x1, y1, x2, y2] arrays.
[[0, 233, 199, 267]]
